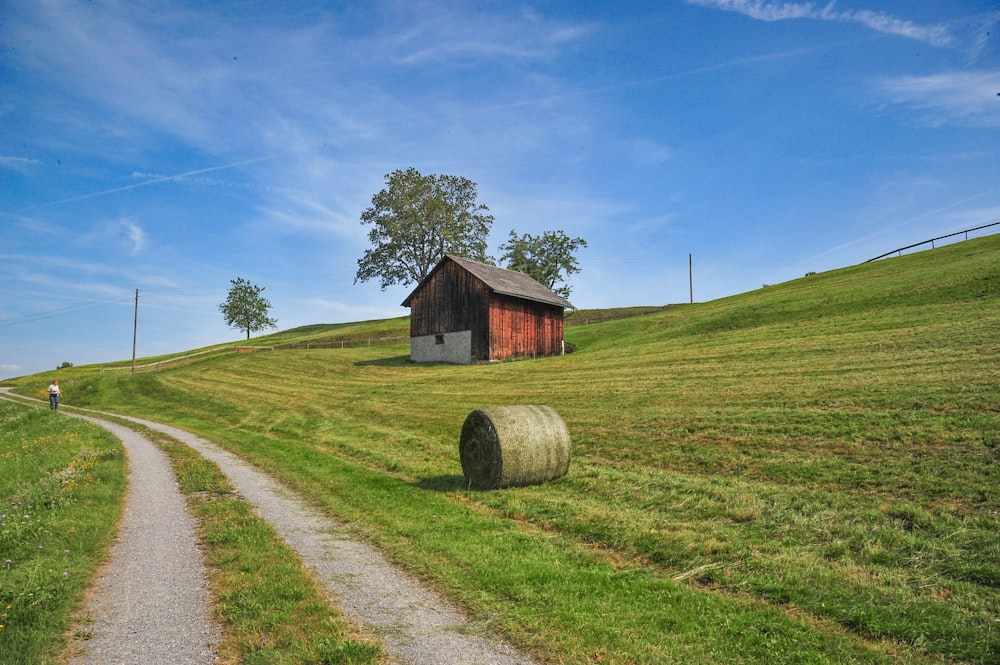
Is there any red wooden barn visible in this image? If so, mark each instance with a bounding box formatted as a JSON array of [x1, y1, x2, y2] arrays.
[[401, 254, 573, 364]]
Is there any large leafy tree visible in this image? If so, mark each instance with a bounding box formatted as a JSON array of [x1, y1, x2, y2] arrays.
[[499, 229, 588, 299], [219, 277, 278, 340], [356, 168, 494, 289]]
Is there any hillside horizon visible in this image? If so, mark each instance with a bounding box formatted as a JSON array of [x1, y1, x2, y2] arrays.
[[6, 228, 999, 384]]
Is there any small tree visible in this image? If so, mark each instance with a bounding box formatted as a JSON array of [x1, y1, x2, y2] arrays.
[[356, 168, 494, 290], [499, 230, 588, 299], [219, 277, 278, 340]]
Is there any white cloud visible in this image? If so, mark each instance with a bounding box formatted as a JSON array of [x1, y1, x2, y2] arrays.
[[689, 0, 814, 21], [880, 70, 1000, 127], [821, 6, 951, 46], [120, 219, 147, 254], [71, 217, 149, 256], [688, 0, 952, 46], [965, 13, 1000, 62], [0, 156, 42, 171], [295, 296, 405, 325], [384, 5, 593, 65], [630, 138, 673, 165], [942, 205, 1000, 233], [8, 1, 217, 144]]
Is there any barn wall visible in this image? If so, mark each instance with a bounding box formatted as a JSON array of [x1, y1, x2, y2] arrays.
[[408, 261, 491, 359], [488, 295, 565, 361]]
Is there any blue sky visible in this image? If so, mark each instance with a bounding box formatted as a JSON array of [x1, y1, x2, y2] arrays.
[[2, 1, 999, 379]]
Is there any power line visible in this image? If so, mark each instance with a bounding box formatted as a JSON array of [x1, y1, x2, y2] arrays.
[[0, 295, 130, 327], [0, 270, 360, 327]]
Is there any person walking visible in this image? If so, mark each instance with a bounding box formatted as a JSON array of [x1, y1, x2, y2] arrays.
[[47, 380, 62, 411]]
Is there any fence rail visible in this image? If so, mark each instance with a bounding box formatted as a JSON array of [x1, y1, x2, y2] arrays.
[[865, 220, 1000, 263], [272, 335, 409, 350]]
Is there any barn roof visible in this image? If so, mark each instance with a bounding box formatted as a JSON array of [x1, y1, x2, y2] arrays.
[[401, 254, 574, 309]]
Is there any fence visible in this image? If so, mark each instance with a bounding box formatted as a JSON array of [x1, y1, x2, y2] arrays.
[[865, 220, 1000, 263], [270, 335, 409, 350]]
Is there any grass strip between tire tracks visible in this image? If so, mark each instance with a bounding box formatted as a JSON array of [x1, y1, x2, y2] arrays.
[[142, 424, 385, 665]]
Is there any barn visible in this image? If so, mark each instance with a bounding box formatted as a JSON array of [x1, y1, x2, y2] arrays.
[[401, 254, 574, 364]]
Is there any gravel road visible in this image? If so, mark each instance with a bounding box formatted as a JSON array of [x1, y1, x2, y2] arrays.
[[120, 414, 539, 665], [64, 415, 221, 664], [1, 391, 538, 665]]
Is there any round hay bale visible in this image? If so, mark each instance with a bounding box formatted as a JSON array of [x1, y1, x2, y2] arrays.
[[459, 405, 571, 490]]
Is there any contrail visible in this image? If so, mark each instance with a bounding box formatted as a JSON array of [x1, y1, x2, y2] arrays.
[[24, 155, 277, 210]]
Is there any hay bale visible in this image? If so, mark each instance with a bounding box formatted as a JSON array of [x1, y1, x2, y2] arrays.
[[459, 405, 571, 490]]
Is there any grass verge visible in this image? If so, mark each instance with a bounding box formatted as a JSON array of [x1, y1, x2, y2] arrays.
[[0, 400, 126, 665]]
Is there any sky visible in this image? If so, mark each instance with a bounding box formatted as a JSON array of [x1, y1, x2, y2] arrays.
[[2, 0, 999, 379]]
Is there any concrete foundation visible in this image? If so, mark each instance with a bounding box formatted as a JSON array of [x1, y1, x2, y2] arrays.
[[410, 330, 473, 364]]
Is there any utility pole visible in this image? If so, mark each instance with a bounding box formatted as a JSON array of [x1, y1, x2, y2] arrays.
[[131, 289, 139, 375], [689, 254, 694, 304]]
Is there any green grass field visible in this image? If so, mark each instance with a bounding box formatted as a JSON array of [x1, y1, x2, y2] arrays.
[[7, 234, 999, 664]]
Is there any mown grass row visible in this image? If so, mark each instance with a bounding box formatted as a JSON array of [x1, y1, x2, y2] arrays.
[[9, 234, 1000, 663]]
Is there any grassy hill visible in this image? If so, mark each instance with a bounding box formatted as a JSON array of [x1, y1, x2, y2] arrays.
[[7, 234, 1000, 664]]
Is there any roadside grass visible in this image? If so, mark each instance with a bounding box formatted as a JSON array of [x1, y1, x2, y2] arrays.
[[138, 426, 385, 665], [0, 400, 125, 665], [7, 235, 1000, 663]]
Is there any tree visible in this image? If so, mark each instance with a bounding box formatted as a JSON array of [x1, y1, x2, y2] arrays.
[[499, 230, 588, 300], [219, 277, 278, 340], [356, 168, 494, 290]]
